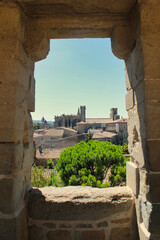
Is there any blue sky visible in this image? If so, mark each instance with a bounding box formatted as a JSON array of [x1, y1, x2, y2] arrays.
[[31, 38, 127, 121]]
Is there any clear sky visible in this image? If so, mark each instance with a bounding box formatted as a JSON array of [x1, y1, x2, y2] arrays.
[[31, 38, 127, 121]]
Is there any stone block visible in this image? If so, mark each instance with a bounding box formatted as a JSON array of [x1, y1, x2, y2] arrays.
[[27, 76, 35, 112], [146, 140, 160, 172], [126, 161, 139, 196], [28, 226, 43, 240], [75, 230, 105, 240], [126, 89, 134, 111], [140, 200, 160, 235], [97, 221, 108, 227], [0, 169, 31, 213], [111, 218, 130, 224], [0, 83, 27, 109], [0, 5, 25, 41], [0, 142, 23, 175], [47, 230, 72, 240], [43, 223, 56, 229], [125, 39, 144, 89], [76, 223, 93, 228], [125, 64, 131, 91], [144, 80, 160, 102], [134, 81, 145, 105], [28, 186, 133, 221], [140, 170, 160, 203], [138, 223, 150, 240], [59, 223, 73, 228], [0, 206, 26, 240], [0, 105, 24, 143], [27, 29, 50, 62], [27, 93, 35, 112], [146, 102, 160, 139], [22, 143, 34, 169], [109, 227, 131, 240]]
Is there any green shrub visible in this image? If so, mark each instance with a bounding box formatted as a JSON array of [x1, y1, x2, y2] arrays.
[[122, 143, 129, 154], [47, 158, 54, 169], [56, 140, 128, 187], [48, 171, 64, 187], [31, 165, 49, 187]]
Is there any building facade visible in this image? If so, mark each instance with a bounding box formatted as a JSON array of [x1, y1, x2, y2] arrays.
[[54, 106, 86, 128]]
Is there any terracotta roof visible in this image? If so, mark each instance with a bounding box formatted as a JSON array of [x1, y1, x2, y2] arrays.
[[86, 118, 111, 124], [76, 121, 88, 125], [92, 131, 117, 139], [44, 129, 64, 137], [107, 118, 128, 124], [36, 148, 64, 159], [56, 127, 77, 133]]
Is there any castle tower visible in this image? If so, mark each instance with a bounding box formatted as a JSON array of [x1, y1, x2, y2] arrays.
[[110, 108, 118, 121], [80, 106, 86, 122]]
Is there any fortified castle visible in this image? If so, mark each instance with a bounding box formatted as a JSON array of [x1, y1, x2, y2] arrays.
[[54, 106, 86, 128]]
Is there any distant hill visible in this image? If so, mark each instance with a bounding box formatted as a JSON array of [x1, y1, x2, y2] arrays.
[[33, 120, 54, 126]]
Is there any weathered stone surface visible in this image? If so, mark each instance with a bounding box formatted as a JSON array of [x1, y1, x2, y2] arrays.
[[146, 140, 160, 172], [0, 142, 23, 174], [75, 230, 105, 240], [28, 225, 43, 240], [97, 221, 108, 227], [0, 206, 26, 240], [0, 169, 31, 213], [111, 26, 136, 60], [126, 161, 139, 196], [138, 223, 150, 240], [27, 76, 35, 112], [141, 200, 160, 235], [0, 105, 24, 143], [126, 89, 134, 111], [111, 218, 130, 224], [0, 4, 25, 41], [144, 80, 160, 102], [109, 227, 131, 240], [26, 30, 50, 62], [59, 223, 73, 229], [140, 170, 160, 203], [145, 102, 160, 139], [43, 223, 56, 229], [47, 230, 72, 240], [76, 223, 93, 228], [28, 186, 133, 221]]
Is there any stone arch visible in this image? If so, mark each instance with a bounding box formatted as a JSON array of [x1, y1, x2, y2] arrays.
[[0, 1, 160, 239]]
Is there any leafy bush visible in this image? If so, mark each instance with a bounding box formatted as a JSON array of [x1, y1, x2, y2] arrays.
[[48, 171, 64, 187], [31, 165, 49, 187], [47, 158, 54, 169], [56, 140, 128, 187], [122, 143, 129, 154]]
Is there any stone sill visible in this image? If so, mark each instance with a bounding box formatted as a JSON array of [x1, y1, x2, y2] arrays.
[[28, 186, 133, 221]]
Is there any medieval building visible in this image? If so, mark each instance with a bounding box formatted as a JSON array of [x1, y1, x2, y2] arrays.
[[54, 106, 86, 128]]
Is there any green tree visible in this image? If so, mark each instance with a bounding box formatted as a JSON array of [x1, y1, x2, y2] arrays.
[[56, 140, 128, 187]]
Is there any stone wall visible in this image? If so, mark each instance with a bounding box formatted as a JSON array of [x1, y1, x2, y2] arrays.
[[28, 186, 137, 240], [0, 1, 160, 239], [125, 1, 160, 239]]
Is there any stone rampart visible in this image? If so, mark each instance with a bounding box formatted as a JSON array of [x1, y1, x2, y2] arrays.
[[28, 186, 137, 240]]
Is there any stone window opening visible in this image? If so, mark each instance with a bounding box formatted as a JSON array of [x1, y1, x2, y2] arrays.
[[0, 1, 159, 239]]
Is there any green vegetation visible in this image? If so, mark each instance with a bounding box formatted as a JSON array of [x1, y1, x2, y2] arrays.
[[84, 133, 92, 143], [56, 140, 128, 187], [31, 165, 49, 187], [33, 122, 40, 130], [47, 158, 55, 169], [31, 141, 128, 188], [122, 143, 129, 154]]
